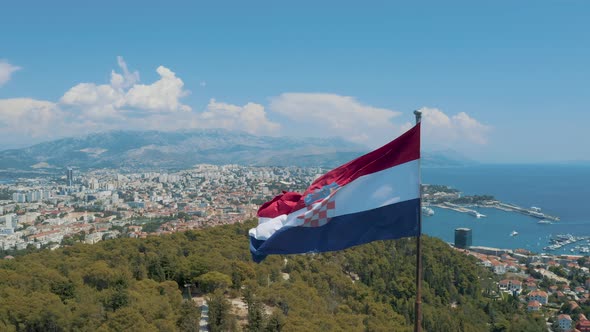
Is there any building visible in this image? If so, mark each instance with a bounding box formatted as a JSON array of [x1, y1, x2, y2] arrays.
[[67, 167, 74, 186], [12, 192, 26, 203], [0, 214, 18, 229], [577, 314, 590, 332], [557, 314, 572, 331], [490, 259, 506, 275], [454, 228, 472, 249], [528, 290, 548, 305], [527, 300, 541, 312], [499, 279, 522, 293]]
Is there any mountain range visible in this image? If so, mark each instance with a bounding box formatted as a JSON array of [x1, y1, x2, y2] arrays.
[[0, 129, 475, 171]]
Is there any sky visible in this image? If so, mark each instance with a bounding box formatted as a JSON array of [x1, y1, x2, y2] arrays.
[[0, 1, 588, 163]]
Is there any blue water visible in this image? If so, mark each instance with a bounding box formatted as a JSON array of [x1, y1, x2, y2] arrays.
[[422, 165, 590, 255]]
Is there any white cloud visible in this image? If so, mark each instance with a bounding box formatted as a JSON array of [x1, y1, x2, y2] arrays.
[[125, 66, 191, 112], [0, 98, 60, 140], [199, 99, 280, 135], [269, 93, 402, 146], [60, 57, 190, 120], [0, 58, 491, 153], [267, 95, 490, 150], [61, 83, 125, 119], [419, 107, 491, 148], [110, 56, 140, 89], [0, 60, 21, 86], [0, 57, 285, 147]]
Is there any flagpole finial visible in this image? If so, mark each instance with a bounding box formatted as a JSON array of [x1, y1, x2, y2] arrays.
[[413, 110, 422, 124]]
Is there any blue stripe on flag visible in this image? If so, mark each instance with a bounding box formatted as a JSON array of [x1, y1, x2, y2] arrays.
[[250, 198, 420, 262]]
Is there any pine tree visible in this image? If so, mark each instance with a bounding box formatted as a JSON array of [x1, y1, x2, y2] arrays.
[[177, 301, 200, 332]]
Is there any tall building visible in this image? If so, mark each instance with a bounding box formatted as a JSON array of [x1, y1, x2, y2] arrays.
[[455, 228, 472, 249], [67, 167, 73, 186], [12, 192, 26, 203]]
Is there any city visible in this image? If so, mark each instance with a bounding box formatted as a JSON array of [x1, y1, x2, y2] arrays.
[[0, 165, 321, 251], [2, 1, 589, 330], [1, 166, 589, 331]]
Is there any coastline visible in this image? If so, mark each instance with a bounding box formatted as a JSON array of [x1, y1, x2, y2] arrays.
[[423, 206, 590, 256]]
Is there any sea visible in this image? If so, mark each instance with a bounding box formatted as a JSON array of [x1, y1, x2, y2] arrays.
[[422, 164, 590, 256]]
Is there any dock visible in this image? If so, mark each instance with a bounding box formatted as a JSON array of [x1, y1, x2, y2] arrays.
[[432, 201, 559, 221], [493, 203, 560, 221], [433, 202, 486, 218]]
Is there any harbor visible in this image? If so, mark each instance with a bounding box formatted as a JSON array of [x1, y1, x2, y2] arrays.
[[423, 206, 590, 256], [543, 234, 590, 253], [422, 184, 560, 222], [428, 201, 559, 222]]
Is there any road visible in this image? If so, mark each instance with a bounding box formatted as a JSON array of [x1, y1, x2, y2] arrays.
[[199, 300, 209, 332]]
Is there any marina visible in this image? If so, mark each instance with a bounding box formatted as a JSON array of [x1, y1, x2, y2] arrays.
[[422, 165, 590, 256], [423, 207, 590, 256], [542, 234, 590, 253]]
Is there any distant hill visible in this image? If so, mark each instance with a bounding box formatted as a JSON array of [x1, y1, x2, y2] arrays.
[[422, 149, 478, 168], [0, 129, 474, 171]]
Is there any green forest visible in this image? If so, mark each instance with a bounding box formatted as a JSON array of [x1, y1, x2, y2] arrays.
[[0, 220, 546, 331]]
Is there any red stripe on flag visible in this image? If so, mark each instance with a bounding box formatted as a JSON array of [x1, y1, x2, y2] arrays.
[[257, 123, 420, 219], [257, 191, 302, 219]]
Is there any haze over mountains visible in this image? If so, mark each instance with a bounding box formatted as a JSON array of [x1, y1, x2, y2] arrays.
[[0, 129, 474, 171]]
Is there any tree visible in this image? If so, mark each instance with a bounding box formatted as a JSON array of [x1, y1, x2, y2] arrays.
[[244, 288, 266, 332], [265, 311, 285, 332], [207, 290, 235, 332], [177, 301, 200, 332], [197, 271, 232, 293]]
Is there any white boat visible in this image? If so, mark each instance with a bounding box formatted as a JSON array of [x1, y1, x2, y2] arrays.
[[468, 210, 486, 218], [537, 220, 552, 225], [510, 231, 518, 237], [422, 207, 434, 216]]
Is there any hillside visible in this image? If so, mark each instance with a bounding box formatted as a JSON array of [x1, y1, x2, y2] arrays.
[[0, 129, 473, 171], [0, 130, 364, 170], [0, 220, 545, 331]]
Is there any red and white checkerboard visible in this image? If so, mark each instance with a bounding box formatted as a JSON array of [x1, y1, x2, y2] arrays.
[[297, 195, 336, 227]]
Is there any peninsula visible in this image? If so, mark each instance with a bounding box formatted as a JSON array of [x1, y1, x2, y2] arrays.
[[422, 184, 560, 221]]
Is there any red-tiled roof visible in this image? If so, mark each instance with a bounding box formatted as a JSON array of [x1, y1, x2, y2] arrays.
[[528, 300, 541, 307], [529, 290, 548, 297], [559, 314, 572, 321]]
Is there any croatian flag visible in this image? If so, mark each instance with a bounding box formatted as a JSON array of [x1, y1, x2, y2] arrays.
[[249, 123, 420, 262]]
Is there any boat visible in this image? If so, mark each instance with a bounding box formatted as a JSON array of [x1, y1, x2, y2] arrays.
[[510, 231, 518, 237], [537, 220, 552, 225], [468, 210, 486, 218], [422, 207, 434, 216], [528, 211, 546, 218]]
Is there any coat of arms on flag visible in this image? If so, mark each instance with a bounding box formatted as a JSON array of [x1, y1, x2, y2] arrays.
[[298, 183, 339, 227]]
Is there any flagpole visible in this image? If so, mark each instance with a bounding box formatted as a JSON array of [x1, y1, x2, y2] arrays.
[[413, 110, 422, 332]]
